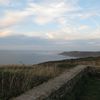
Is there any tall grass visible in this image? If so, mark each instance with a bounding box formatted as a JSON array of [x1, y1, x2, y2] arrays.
[[0, 64, 69, 100]]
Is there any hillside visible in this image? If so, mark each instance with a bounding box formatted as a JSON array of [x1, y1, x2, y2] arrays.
[[60, 51, 100, 58]]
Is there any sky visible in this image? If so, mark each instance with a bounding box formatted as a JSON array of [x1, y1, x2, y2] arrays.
[[0, 0, 100, 51]]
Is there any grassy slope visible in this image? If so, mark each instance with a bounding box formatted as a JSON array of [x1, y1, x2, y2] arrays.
[[38, 56, 100, 67], [80, 77, 100, 100], [0, 56, 100, 99], [0, 64, 76, 100]]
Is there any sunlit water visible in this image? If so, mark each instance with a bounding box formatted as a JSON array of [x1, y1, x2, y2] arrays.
[[0, 50, 75, 65]]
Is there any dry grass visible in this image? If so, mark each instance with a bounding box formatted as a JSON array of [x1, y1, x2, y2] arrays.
[[0, 64, 71, 100], [0, 56, 100, 100]]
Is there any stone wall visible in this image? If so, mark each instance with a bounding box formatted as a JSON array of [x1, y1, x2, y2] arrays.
[[12, 65, 93, 100]]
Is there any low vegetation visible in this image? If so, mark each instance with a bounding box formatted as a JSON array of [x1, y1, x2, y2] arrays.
[[79, 76, 100, 100], [0, 56, 100, 100], [62, 73, 100, 100], [0, 64, 77, 100], [39, 56, 100, 67]]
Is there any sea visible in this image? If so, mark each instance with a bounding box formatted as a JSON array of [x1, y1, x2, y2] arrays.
[[0, 50, 75, 65]]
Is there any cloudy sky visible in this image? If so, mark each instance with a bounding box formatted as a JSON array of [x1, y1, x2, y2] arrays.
[[0, 0, 100, 51]]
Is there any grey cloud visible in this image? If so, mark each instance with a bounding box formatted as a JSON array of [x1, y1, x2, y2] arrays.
[[0, 35, 100, 51]]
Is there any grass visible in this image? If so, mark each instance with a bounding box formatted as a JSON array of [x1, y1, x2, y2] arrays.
[[39, 56, 100, 66], [62, 74, 88, 100], [57, 63, 77, 69], [0, 56, 99, 100], [79, 76, 100, 100], [0, 64, 77, 100], [63, 76, 100, 100]]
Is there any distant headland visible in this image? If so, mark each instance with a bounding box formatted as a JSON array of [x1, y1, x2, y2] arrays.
[[60, 51, 100, 58]]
